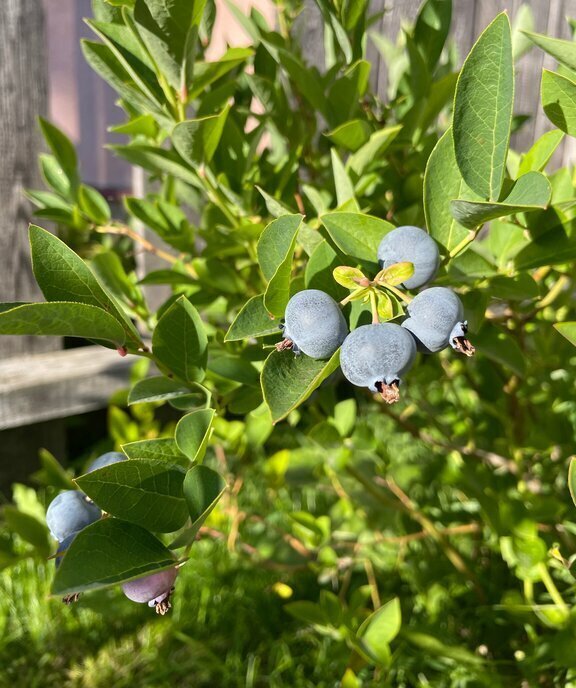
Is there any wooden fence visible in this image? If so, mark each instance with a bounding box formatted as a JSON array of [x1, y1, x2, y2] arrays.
[[1, 0, 575, 478]]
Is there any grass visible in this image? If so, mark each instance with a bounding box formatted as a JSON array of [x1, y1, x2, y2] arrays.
[[0, 537, 345, 688]]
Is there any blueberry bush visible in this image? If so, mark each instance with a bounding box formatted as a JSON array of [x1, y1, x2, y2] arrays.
[[3, 0, 576, 685]]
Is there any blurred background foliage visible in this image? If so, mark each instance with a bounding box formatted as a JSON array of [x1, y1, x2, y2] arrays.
[[2, 0, 576, 686]]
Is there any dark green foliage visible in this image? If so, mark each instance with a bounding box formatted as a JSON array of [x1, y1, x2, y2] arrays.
[[3, 0, 576, 685]]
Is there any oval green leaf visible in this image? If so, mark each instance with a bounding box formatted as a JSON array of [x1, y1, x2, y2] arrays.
[[262, 349, 341, 424], [152, 295, 208, 384], [453, 13, 513, 200], [0, 302, 125, 346], [175, 408, 216, 463], [76, 459, 188, 533], [52, 518, 177, 596]]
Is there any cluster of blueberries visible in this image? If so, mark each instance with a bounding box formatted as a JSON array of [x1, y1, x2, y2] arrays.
[[277, 226, 474, 403], [46, 451, 178, 614]]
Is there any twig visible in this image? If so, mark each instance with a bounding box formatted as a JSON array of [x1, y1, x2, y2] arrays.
[[95, 224, 197, 278], [381, 477, 484, 596], [380, 405, 517, 474], [364, 558, 381, 610]]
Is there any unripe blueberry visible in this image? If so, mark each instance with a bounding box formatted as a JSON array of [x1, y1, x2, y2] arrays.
[[86, 451, 126, 473], [340, 323, 417, 403], [46, 490, 101, 542], [377, 226, 440, 289], [122, 566, 179, 615], [277, 289, 348, 359], [401, 287, 475, 356]]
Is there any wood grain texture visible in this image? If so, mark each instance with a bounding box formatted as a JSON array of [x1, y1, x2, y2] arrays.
[[363, 0, 576, 166], [0, 0, 59, 357], [0, 345, 133, 430]]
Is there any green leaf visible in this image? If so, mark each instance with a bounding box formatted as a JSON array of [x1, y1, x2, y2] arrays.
[[175, 409, 215, 463], [38, 449, 76, 490], [474, 326, 526, 377], [39, 154, 72, 199], [424, 128, 476, 253], [514, 218, 576, 269], [52, 518, 176, 596], [568, 457, 576, 507], [331, 149, 356, 208], [121, 438, 188, 466], [305, 240, 345, 300], [257, 214, 303, 317], [358, 597, 401, 663], [518, 130, 564, 175], [453, 13, 513, 200], [138, 269, 196, 286], [183, 465, 226, 528], [188, 48, 254, 100], [110, 143, 198, 185], [255, 186, 294, 218], [523, 30, 576, 72], [225, 294, 280, 341], [133, 0, 207, 90], [321, 212, 393, 263], [86, 18, 163, 104], [450, 172, 551, 228], [346, 125, 402, 177], [541, 70, 576, 137], [284, 601, 328, 626], [333, 266, 366, 289], [124, 196, 194, 252], [0, 302, 125, 345], [76, 460, 188, 533], [325, 120, 372, 151], [376, 291, 394, 321], [152, 295, 208, 384], [172, 105, 231, 165], [489, 274, 539, 301], [90, 252, 143, 312], [128, 376, 193, 405], [110, 114, 158, 138], [79, 184, 111, 224], [262, 349, 341, 423], [81, 40, 174, 129], [3, 507, 50, 558], [25, 189, 72, 211], [38, 118, 78, 192], [403, 631, 483, 665], [375, 262, 414, 286], [413, 0, 452, 69], [554, 322, 576, 347], [28, 225, 140, 344]]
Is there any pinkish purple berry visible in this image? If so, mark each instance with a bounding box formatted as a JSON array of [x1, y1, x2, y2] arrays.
[[121, 567, 178, 615]]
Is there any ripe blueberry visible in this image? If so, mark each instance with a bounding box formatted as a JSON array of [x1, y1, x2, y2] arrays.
[[122, 566, 179, 615], [46, 490, 101, 542], [86, 451, 126, 473], [276, 289, 348, 359], [340, 323, 417, 403], [377, 226, 440, 289], [401, 287, 475, 356]]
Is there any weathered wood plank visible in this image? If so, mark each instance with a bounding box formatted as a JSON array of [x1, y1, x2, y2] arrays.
[[0, 0, 58, 358], [0, 346, 134, 430]]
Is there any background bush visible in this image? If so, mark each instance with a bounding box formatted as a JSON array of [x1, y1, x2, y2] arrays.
[[2, 0, 576, 685]]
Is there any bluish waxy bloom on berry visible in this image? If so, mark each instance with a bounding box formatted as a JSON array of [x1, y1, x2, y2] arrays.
[[401, 287, 475, 356], [55, 533, 75, 569], [340, 323, 417, 403], [46, 490, 101, 542], [86, 451, 126, 474], [277, 289, 348, 359], [122, 567, 179, 615], [377, 226, 440, 289]]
